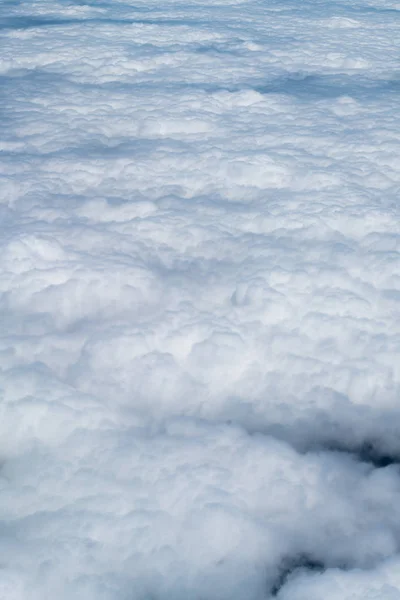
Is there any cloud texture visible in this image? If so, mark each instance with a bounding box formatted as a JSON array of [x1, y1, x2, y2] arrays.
[[1, 0, 400, 597]]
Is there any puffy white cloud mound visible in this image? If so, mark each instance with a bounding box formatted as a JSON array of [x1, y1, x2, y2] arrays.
[[1, 0, 400, 597]]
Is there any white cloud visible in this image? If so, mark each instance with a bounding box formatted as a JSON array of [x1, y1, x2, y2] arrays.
[[1, 0, 400, 597]]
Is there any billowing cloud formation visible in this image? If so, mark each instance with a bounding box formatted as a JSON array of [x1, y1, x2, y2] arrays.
[[1, 0, 400, 597]]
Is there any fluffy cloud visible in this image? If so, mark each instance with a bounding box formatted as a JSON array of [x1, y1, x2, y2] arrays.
[[1, 0, 400, 597]]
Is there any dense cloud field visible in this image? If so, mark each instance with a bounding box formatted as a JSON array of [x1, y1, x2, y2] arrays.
[[1, 0, 400, 598]]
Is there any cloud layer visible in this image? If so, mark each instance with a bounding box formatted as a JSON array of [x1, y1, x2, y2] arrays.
[[1, 0, 400, 597]]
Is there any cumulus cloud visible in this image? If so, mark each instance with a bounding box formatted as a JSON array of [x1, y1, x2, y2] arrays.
[[1, 0, 400, 597]]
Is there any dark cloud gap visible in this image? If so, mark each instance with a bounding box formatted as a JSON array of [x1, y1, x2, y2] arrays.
[[254, 73, 400, 100], [3, 65, 394, 106], [270, 554, 328, 596], [70, 0, 152, 11], [71, 74, 400, 103], [223, 416, 400, 470], [0, 16, 81, 29], [323, 440, 400, 469], [0, 139, 164, 161], [293, 437, 400, 470], [360, 5, 400, 14], [0, 15, 212, 30]]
